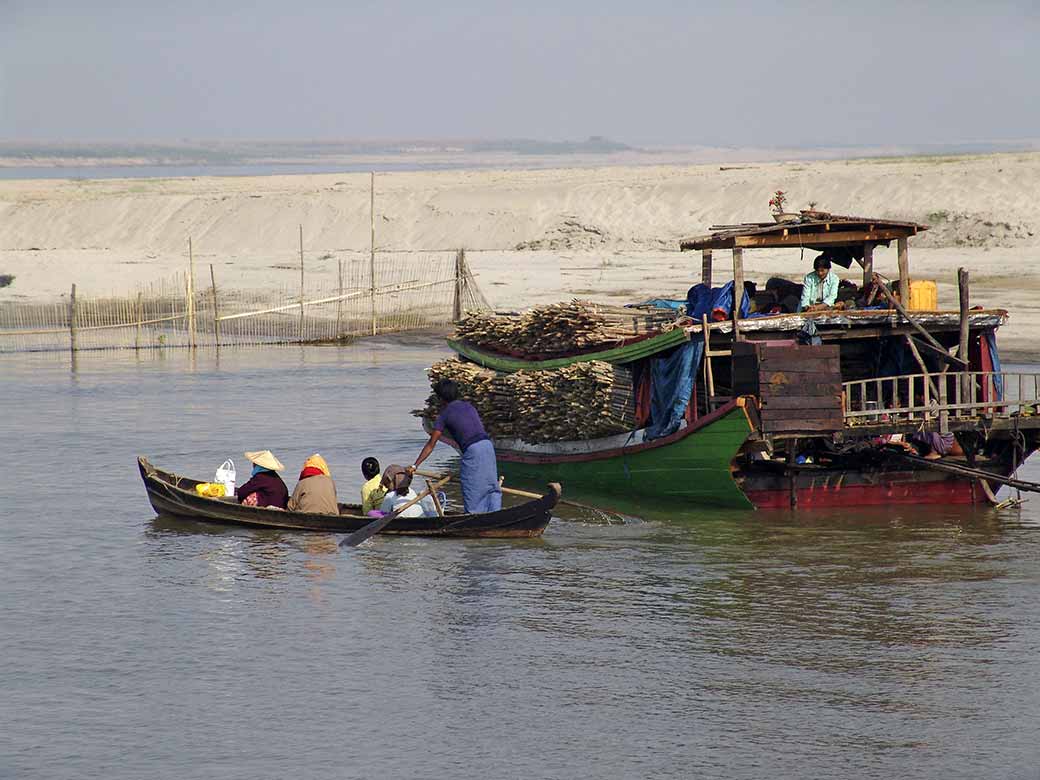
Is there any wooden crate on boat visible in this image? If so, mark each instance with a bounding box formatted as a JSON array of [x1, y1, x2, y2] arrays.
[[731, 342, 843, 433]]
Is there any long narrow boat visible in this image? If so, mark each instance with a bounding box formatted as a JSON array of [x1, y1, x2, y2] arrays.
[[138, 457, 558, 537]]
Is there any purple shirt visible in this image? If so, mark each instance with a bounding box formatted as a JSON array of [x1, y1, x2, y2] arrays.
[[434, 400, 490, 451]]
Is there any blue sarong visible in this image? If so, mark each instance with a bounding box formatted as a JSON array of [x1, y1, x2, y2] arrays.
[[461, 438, 502, 514]]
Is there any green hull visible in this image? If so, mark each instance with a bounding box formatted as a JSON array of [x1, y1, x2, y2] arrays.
[[448, 327, 689, 373], [496, 405, 754, 509]]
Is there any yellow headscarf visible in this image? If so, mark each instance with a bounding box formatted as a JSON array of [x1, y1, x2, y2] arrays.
[[302, 453, 331, 477]]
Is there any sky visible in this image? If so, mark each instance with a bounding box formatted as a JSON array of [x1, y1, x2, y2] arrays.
[[2, 0, 1038, 148]]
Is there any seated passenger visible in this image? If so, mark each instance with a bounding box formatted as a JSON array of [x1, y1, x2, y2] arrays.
[[379, 469, 438, 518], [236, 450, 289, 509], [799, 256, 839, 312], [360, 456, 386, 514], [288, 453, 339, 515], [910, 432, 964, 460]]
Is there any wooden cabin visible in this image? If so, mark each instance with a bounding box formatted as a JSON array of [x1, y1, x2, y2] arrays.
[[678, 213, 1038, 444]]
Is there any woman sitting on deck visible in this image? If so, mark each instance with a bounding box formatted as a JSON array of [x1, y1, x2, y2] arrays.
[[287, 453, 339, 515], [236, 450, 289, 509], [411, 379, 502, 514], [799, 256, 839, 312]]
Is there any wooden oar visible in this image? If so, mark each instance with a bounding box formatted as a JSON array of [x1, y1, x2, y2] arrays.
[[413, 469, 578, 505], [339, 476, 452, 548]]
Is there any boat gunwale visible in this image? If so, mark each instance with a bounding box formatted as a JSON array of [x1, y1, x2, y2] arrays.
[[138, 457, 558, 536]]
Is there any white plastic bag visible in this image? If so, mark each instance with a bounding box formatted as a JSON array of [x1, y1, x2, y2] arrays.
[[215, 458, 236, 496]]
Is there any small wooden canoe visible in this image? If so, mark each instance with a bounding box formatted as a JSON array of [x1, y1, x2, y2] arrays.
[[138, 457, 558, 538]]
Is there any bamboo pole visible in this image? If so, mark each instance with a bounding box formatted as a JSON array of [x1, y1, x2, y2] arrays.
[[187, 238, 197, 349], [335, 258, 344, 338], [453, 248, 464, 322], [135, 292, 142, 350], [731, 247, 744, 341], [370, 171, 377, 336], [958, 267, 971, 414], [701, 314, 715, 406], [68, 283, 77, 353], [210, 264, 220, 347], [298, 224, 305, 342]]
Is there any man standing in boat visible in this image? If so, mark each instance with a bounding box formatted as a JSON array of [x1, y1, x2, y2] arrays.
[[410, 379, 503, 513], [799, 255, 839, 312]]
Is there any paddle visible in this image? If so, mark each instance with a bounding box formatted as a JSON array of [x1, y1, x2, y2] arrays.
[[339, 476, 452, 548], [413, 470, 557, 501]]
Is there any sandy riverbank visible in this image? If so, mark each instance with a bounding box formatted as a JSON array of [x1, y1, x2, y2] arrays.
[[1, 152, 1039, 356]]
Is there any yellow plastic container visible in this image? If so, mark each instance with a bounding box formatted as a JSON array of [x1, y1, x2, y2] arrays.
[[908, 279, 937, 311], [195, 482, 227, 498]]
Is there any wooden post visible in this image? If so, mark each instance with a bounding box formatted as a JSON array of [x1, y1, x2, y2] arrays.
[[210, 264, 220, 347], [701, 249, 712, 287], [701, 314, 715, 406], [731, 248, 744, 341], [862, 242, 874, 290], [299, 224, 305, 342], [453, 249, 465, 322], [336, 258, 344, 338], [134, 291, 142, 351], [787, 437, 798, 509], [68, 283, 77, 353], [897, 237, 909, 303], [370, 171, 377, 336], [958, 267, 971, 412], [187, 238, 197, 349], [425, 479, 445, 518]]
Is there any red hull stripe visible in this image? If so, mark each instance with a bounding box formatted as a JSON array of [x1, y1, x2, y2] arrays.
[[746, 478, 978, 509]]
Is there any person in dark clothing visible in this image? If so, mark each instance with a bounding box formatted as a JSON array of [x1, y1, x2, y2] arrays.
[[236, 450, 289, 508], [410, 379, 502, 513]]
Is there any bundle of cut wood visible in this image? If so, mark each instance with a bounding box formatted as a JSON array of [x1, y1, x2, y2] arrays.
[[455, 300, 681, 357], [413, 358, 636, 444]]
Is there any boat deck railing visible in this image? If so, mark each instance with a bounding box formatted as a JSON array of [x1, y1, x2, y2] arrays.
[[843, 371, 1040, 427]]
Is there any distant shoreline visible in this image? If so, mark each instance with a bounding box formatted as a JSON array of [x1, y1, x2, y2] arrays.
[[2, 138, 1038, 181]]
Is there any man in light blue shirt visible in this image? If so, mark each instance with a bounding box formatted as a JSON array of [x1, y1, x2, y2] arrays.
[[799, 256, 839, 312]]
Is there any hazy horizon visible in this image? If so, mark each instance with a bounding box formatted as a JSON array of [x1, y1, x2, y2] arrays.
[[3, 1, 1038, 148]]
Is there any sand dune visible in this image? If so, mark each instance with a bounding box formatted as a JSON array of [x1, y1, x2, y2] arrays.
[[1, 152, 1039, 356]]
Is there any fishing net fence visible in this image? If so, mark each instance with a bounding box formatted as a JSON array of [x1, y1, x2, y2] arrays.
[[0, 250, 490, 354]]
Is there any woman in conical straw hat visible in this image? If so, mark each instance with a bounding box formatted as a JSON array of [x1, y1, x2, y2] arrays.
[[236, 450, 289, 509]]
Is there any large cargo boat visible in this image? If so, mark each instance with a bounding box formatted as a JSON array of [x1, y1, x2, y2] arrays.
[[438, 213, 1040, 509]]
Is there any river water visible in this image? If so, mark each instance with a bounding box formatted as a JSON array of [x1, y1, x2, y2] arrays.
[[3, 336, 1040, 779]]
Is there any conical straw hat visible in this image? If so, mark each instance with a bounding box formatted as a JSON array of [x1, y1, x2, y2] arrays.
[[244, 450, 285, 471]]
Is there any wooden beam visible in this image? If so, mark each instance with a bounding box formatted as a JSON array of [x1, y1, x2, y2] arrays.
[[862, 242, 874, 290], [871, 273, 967, 366], [732, 247, 744, 341], [701, 249, 712, 287], [731, 228, 911, 249], [897, 237, 909, 303], [958, 267, 971, 409]]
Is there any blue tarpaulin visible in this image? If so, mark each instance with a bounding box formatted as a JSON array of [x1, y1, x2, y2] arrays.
[[686, 281, 750, 321], [645, 340, 704, 440], [985, 329, 1003, 399], [627, 298, 686, 311]]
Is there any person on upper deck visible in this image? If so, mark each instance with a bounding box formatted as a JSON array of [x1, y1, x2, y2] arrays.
[[360, 456, 386, 514], [410, 379, 502, 514], [799, 255, 839, 312], [287, 453, 339, 515], [236, 450, 290, 509]]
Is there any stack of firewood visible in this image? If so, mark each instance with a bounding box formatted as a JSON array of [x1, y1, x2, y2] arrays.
[[413, 358, 636, 444], [455, 300, 681, 356]]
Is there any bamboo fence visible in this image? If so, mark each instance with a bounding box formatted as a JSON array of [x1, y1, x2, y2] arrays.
[[0, 250, 489, 354]]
